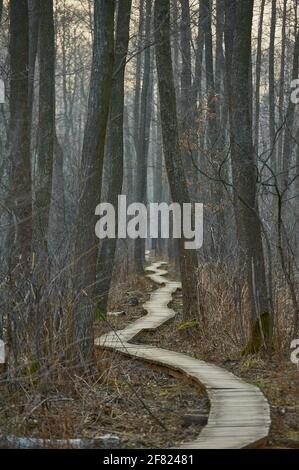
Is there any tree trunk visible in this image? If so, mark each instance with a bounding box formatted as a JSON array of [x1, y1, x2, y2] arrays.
[[48, 134, 66, 266], [73, 0, 115, 365], [171, 0, 180, 105], [97, 0, 132, 315], [192, 0, 204, 104], [269, 0, 277, 172], [281, 29, 299, 194], [226, 0, 270, 352], [203, 0, 226, 260], [132, 0, 144, 269], [277, 0, 287, 164], [28, 0, 40, 131], [180, 0, 192, 126], [34, 0, 55, 268], [179, 0, 198, 202], [7, 0, 32, 271], [133, 0, 144, 164], [191, 1, 205, 207], [254, 0, 265, 155], [154, 0, 200, 320], [134, 0, 152, 274]]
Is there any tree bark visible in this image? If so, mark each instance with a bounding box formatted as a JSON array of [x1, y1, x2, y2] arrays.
[[155, 0, 200, 320], [180, 0, 192, 126], [7, 0, 32, 270], [134, 0, 152, 274], [192, 0, 204, 104], [28, 0, 40, 131], [132, 0, 144, 270], [277, 0, 287, 163], [179, 0, 199, 202], [281, 29, 299, 194], [97, 0, 132, 314], [226, 0, 270, 351], [133, 0, 144, 164], [203, 0, 226, 260], [269, 0, 277, 172], [254, 0, 265, 155], [73, 0, 115, 365], [34, 0, 55, 266]]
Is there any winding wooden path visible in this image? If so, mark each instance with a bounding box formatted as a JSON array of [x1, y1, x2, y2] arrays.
[[96, 260, 271, 449]]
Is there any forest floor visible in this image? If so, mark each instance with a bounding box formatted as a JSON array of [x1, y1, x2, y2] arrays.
[[135, 284, 299, 449], [1, 264, 298, 448], [0, 274, 209, 449]]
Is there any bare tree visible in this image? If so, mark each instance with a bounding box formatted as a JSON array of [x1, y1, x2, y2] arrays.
[[73, 0, 115, 364], [269, 0, 277, 172], [154, 0, 200, 320], [97, 0, 132, 314], [254, 0, 266, 155], [226, 0, 270, 351], [281, 29, 299, 194], [6, 0, 32, 271], [28, 0, 40, 131], [277, 0, 288, 163], [134, 0, 153, 274], [34, 0, 55, 267]]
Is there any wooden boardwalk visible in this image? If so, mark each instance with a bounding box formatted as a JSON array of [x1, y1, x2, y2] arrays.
[[96, 261, 271, 449]]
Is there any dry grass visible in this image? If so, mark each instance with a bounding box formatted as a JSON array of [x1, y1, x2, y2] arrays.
[[0, 268, 209, 448], [1, 258, 298, 448]]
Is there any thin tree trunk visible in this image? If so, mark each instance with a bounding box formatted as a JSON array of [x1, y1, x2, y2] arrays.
[[180, 0, 192, 127], [269, 0, 277, 172], [5, 0, 32, 368], [48, 134, 66, 266], [133, 0, 144, 156], [134, 0, 152, 273], [132, 0, 144, 269], [154, 0, 200, 320], [192, 0, 204, 104], [97, 0, 132, 314], [281, 29, 299, 194], [153, 92, 163, 255], [179, 0, 198, 202], [171, 0, 180, 105], [192, 1, 205, 205], [215, 0, 227, 259], [28, 0, 40, 131], [277, 0, 287, 164], [73, 0, 115, 365], [226, 0, 270, 351], [7, 0, 32, 270], [254, 0, 265, 155], [203, 0, 226, 260], [34, 0, 55, 262]]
